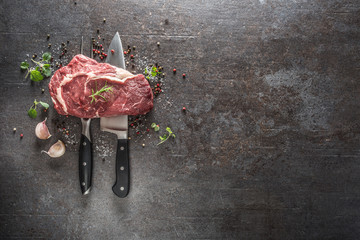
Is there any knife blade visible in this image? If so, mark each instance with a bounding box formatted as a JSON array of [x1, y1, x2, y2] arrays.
[[100, 32, 129, 198], [79, 36, 93, 195]]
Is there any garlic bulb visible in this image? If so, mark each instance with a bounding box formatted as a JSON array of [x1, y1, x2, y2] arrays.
[[41, 140, 66, 158], [35, 118, 51, 139]]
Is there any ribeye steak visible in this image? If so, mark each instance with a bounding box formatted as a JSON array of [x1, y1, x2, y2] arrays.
[[49, 54, 153, 118]]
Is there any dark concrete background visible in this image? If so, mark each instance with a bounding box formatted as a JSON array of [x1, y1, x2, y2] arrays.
[[1, 0, 360, 239]]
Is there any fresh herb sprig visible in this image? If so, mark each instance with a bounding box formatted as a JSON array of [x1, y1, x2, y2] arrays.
[[89, 82, 114, 104], [144, 65, 164, 97], [144, 65, 162, 80], [151, 123, 160, 131], [28, 99, 49, 118], [21, 52, 52, 82], [157, 127, 176, 145]]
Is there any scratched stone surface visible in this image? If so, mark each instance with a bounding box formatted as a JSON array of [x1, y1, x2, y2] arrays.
[[1, 0, 360, 239]]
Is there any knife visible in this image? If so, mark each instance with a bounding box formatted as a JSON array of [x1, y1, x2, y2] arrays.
[[79, 36, 93, 195], [100, 32, 129, 198]]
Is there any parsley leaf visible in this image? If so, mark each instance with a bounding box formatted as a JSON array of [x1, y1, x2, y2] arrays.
[[39, 101, 49, 109], [28, 108, 37, 118], [21, 52, 52, 81], [42, 52, 51, 62], [30, 70, 44, 82], [42, 68, 52, 77], [20, 61, 29, 70], [157, 127, 176, 145], [151, 123, 160, 131], [27, 99, 49, 119]]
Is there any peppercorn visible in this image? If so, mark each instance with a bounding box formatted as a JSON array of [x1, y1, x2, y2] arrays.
[[130, 54, 134, 59], [182, 107, 186, 111], [100, 56, 103, 60], [67, 40, 70, 44], [48, 43, 51, 48], [47, 34, 50, 39], [132, 64, 135, 68], [182, 73, 186, 78], [123, 51, 127, 55], [157, 42, 160, 46], [13, 128, 16, 132], [20, 133, 23, 138], [126, 61, 129, 65], [42, 88, 45, 93], [173, 68, 176, 73], [103, 18, 106, 22], [142, 143, 145, 147], [111, 49, 115, 54], [133, 46, 136, 50], [97, 29, 100, 33]]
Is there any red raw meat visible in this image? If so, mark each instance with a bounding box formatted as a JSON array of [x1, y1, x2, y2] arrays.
[[49, 54, 153, 118]]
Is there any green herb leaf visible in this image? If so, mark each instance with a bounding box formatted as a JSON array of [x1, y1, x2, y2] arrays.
[[28, 108, 37, 118], [43, 64, 51, 69], [42, 52, 51, 62], [39, 101, 49, 109], [30, 70, 44, 82], [159, 135, 167, 141], [89, 82, 114, 104], [154, 126, 160, 131], [157, 127, 176, 145], [20, 61, 29, 70], [144, 68, 148, 75], [151, 123, 156, 128], [42, 68, 52, 77], [166, 127, 172, 134]]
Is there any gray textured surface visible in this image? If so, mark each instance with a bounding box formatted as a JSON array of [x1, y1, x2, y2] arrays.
[[1, 0, 360, 239]]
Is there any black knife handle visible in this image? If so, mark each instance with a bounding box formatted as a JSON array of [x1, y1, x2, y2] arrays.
[[113, 139, 129, 198], [79, 134, 92, 195]]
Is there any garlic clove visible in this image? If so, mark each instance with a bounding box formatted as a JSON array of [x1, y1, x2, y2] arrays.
[[41, 140, 66, 158], [35, 118, 52, 139]]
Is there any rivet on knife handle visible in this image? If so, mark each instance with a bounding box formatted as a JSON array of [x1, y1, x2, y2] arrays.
[[112, 139, 129, 198], [79, 133, 93, 195]]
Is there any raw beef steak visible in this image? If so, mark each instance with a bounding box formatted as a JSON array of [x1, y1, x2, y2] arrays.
[[49, 54, 153, 118]]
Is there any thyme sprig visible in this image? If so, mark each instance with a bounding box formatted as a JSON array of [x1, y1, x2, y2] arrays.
[[89, 81, 113, 104]]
